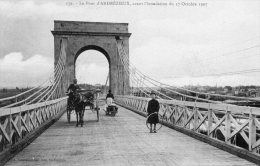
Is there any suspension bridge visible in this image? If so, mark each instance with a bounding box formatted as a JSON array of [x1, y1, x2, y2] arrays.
[[0, 21, 260, 165]]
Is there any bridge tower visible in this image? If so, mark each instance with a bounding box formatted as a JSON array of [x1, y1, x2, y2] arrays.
[[52, 20, 131, 95]]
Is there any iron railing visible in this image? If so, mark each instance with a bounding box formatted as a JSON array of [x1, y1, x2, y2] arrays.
[[115, 95, 260, 156]]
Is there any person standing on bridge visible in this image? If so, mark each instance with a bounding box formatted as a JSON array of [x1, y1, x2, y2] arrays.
[[106, 90, 114, 106], [147, 91, 160, 133]]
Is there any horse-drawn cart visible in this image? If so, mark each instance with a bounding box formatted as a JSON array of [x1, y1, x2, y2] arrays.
[[83, 90, 100, 122], [66, 97, 74, 123], [66, 89, 100, 126]]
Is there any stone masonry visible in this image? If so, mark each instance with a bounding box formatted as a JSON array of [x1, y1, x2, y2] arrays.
[[52, 20, 131, 95]]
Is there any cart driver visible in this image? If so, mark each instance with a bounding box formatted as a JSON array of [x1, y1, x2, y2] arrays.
[[106, 90, 114, 106], [66, 78, 81, 101]]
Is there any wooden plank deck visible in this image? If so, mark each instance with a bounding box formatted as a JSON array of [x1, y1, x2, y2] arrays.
[[6, 105, 256, 166]]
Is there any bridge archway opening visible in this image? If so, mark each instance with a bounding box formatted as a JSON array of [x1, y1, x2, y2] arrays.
[[75, 48, 109, 89]]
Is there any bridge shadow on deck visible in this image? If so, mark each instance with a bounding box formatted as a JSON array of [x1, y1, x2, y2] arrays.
[[5, 105, 257, 166]]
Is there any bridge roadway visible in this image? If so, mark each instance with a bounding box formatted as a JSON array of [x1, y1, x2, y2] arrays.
[[6, 105, 256, 166]]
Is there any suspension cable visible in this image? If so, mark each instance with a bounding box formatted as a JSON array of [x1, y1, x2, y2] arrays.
[[117, 41, 260, 103]]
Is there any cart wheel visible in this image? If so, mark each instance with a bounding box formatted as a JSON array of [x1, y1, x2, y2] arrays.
[[67, 109, 71, 123], [146, 113, 163, 132], [97, 108, 99, 122]]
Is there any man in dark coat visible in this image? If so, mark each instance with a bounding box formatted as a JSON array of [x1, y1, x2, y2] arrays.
[[66, 78, 81, 106], [67, 79, 80, 94], [106, 90, 114, 99], [147, 91, 160, 133], [106, 90, 114, 106]]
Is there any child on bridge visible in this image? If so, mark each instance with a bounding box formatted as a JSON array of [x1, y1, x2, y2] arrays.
[[147, 91, 160, 133]]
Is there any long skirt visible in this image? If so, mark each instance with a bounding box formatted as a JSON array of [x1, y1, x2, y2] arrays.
[[147, 113, 159, 124]]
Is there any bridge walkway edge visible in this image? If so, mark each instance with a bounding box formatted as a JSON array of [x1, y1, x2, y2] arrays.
[[0, 109, 66, 166]]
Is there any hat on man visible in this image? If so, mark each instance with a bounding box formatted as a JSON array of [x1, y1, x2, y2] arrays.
[[73, 78, 77, 83], [150, 91, 156, 95]]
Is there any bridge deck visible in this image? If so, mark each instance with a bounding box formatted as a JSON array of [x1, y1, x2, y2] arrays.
[[6, 106, 256, 166]]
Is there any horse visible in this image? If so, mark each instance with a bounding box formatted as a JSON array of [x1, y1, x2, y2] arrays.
[[74, 93, 87, 127]]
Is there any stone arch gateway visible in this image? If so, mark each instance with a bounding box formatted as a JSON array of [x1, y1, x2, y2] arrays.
[[52, 20, 131, 95]]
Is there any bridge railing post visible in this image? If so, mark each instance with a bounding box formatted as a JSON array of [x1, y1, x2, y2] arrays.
[[194, 107, 198, 132], [18, 106, 22, 141], [9, 108, 12, 145], [208, 106, 213, 138], [249, 112, 256, 152], [225, 109, 231, 144], [183, 106, 187, 129]]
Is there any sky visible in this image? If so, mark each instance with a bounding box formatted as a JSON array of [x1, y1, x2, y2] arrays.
[[75, 51, 109, 85], [0, 0, 259, 88]]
